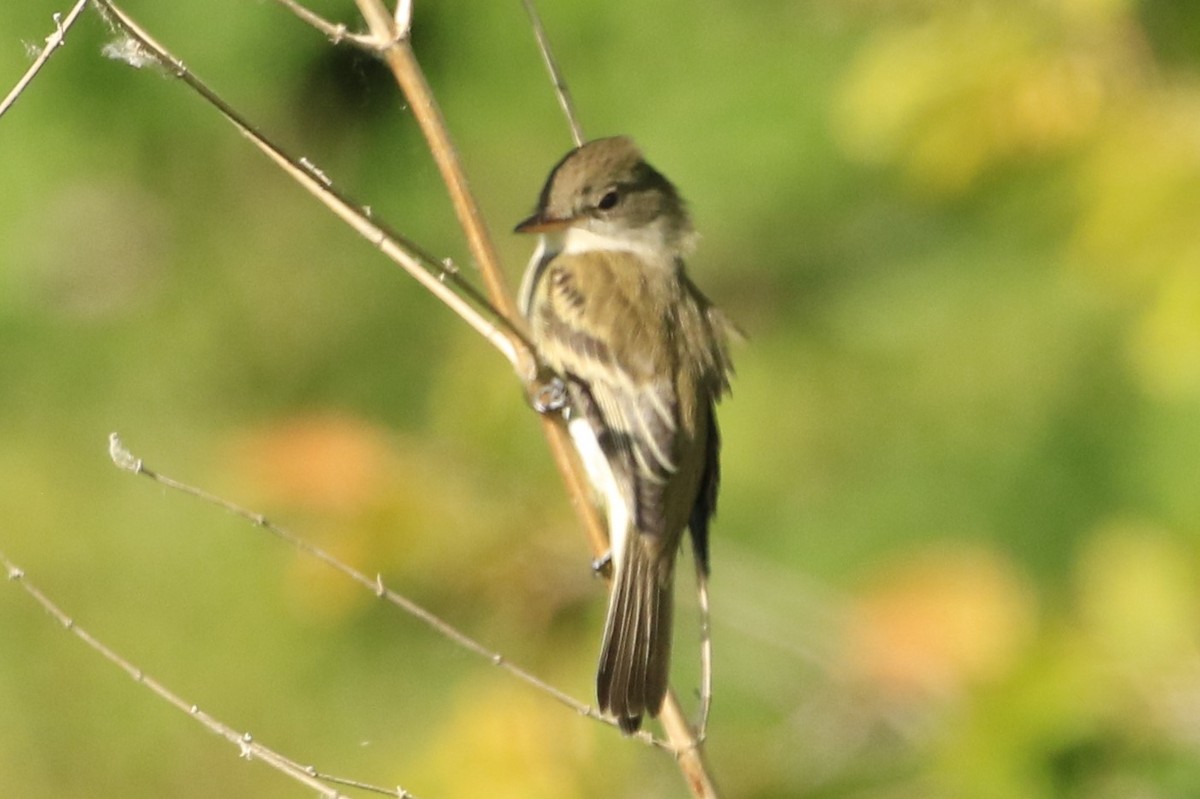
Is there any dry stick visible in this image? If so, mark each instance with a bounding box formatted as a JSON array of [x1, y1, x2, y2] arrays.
[[268, 0, 607, 587], [350, 0, 611, 564], [519, 0, 585, 148], [695, 559, 713, 740], [106, 433, 643, 744], [0, 549, 420, 799], [271, 0, 377, 48], [271, 0, 609, 559], [0, 0, 89, 119], [353, 0, 514, 323], [393, 0, 413, 33], [93, 0, 525, 373]]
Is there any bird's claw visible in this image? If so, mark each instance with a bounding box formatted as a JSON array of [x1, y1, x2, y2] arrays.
[[531, 376, 568, 414], [591, 551, 613, 578]]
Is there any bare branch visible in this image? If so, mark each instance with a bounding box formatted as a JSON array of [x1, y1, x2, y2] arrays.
[[347, 0, 611, 594], [520, 0, 585, 147], [695, 561, 714, 742], [352, 0, 528, 363], [268, 0, 377, 49], [659, 693, 721, 798], [0, 0, 89, 120], [0, 549, 420, 798], [106, 433, 646, 743], [91, 0, 529, 373], [394, 0, 413, 36]]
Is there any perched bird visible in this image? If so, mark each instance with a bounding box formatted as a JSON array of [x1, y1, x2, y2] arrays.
[[515, 136, 732, 733]]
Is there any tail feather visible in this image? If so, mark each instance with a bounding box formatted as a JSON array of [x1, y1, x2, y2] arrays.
[[597, 536, 674, 734]]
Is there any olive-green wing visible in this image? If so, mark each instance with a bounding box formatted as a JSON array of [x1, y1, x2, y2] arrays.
[[530, 251, 681, 537]]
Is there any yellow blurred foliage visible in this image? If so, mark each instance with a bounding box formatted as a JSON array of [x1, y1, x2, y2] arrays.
[[834, 4, 1115, 194], [838, 0, 1200, 401], [1076, 522, 1200, 672], [1072, 92, 1200, 290], [413, 678, 594, 799], [1071, 90, 1200, 399], [1129, 264, 1200, 398]]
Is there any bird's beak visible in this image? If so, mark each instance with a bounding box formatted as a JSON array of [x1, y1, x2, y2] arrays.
[[514, 212, 574, 234]]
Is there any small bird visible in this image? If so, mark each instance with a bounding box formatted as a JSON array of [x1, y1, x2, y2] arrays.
[[515, 137, 732, 733]]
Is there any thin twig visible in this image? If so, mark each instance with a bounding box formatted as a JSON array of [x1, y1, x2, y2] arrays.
[[106, 433, 649, 744], [394, 0, 413, 35], [0, 549, 419, 798], [658, 691, 720, 798], [520, 0, 585, 148], [347, 0, 610, 574], [92, 0, 529, 373], [269, 0, 377, 49], [695, 561, 713, 742], [353, 0, 524, 344], [0, 0, 89, 120], [291, 766, 419, 799]]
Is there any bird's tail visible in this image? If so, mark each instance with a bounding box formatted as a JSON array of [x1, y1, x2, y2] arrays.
[[596, 536, 674, 734]]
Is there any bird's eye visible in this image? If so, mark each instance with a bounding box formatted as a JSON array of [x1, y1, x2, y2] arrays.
[[597, 189, 620, 211]]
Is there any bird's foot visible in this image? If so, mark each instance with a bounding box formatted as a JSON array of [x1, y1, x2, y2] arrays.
[[530, 376, 568, 414], [591, 550, 613, 579]]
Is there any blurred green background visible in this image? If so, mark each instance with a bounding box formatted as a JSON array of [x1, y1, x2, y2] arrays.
[[3, 0, 1200, 796]]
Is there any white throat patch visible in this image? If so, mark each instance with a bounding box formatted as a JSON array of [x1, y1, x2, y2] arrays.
[[561, 224, 671, 261]]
